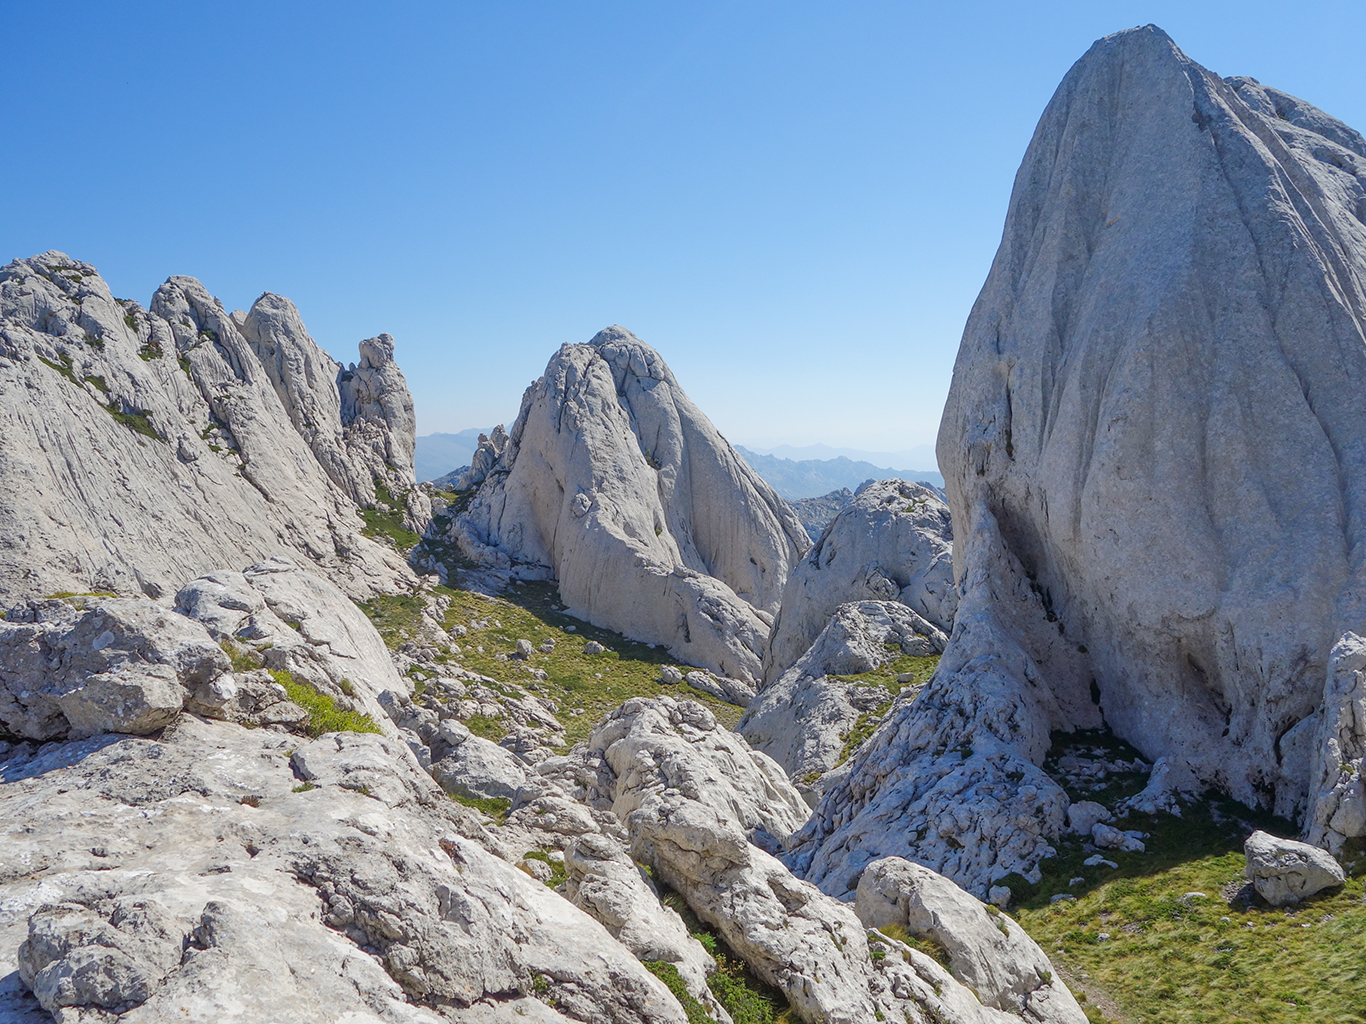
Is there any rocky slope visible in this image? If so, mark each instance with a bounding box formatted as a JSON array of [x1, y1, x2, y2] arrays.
[[434, 327, 810, 686], [792, 24, 1366, 898], [0, 252, 426, 603], [763, 479, 956, 685]]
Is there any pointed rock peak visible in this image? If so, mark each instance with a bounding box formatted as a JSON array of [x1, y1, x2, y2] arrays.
[[587, 324, 641, 347], [357, 333, 395, 369]]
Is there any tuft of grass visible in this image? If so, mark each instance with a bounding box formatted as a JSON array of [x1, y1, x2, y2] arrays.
[[220, 640, 263, 674], [37, 351, 80, 386], [874, 923, 952, 969], [138, 339, 163, 360], [105, 401, 163, 441], [449, 792, 511, 822], [47, 590, 118, 601], [291, 782, 316, 793], [463, 713, 508, 742], [271, 668, 382, 737], [643, 961, 717, 1024], [521, 848, 569, 890]]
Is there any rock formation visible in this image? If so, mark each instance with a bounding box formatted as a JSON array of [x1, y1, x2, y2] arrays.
[[0, 253, 425, 602], [795, 24, 1366, 895], [739, 600, 945, 791], [437, 327, 809, 685], [763, 479, 956, 685]]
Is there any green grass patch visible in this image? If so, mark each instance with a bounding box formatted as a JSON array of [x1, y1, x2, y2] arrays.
[[219, 640, 263, 673], [361, 481, 420, 552], [357, 593, 426, 647], [37, 351, 80, 386], [1008, 744, 1366, 1024], [832, 652, 939, 768], [449, 792, 511, 822], [433, 581, 745, 746], [271, 668, 382, 737], [521, 848, 569, 890], [643, 961, 716, 1024], [105, 401, 163, 441]]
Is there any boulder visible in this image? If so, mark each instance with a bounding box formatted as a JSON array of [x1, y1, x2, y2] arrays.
[[764, 479, 956, 684], [796, 24, 1366, 895], [1066, 801, 1112, 834], [1244, 830, 1346, 906], [854, 857, 1087, 1023], [740, 600, 945, 784], [432, 734, 532, 803], [0, 254, 422, 603], [439, 327, 809, 684]]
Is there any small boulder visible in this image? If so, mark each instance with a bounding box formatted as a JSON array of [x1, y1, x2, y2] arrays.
[[514, 639, 535, 660], [1066, 800, 1112, 834], [1092, 823, 1145, 852], [659, 666, 683, 685], [1244, 830, 1345, 906], [583, 641, 606, 655], [431, 734, 531, 803]]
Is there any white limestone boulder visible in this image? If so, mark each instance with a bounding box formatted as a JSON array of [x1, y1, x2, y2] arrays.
[[855, 857, 1086, 1023], [764, 479, 956, 684], [1244, 830, 1346, 906], [442, 327, 809, 685]]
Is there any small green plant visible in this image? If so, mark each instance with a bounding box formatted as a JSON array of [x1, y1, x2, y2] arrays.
[[124, 311, 138, 329], [642, 961, 715, 1024], [37, 352, 79, 386], [138, 339, 163, 360], [238, 795, 261, 808], [338, 678, 356, 697], [272, 668, 382, 737], [449, 792, 511, 822], [342, 782, 372, 797], [292, 782, 316, 793], [521, 848, 569, 890], [105, 401, 163, 441], [463, 714, 507, 742]]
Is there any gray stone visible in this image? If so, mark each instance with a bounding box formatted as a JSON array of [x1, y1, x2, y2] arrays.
[[1244, 830, 1346, 906], [855, 857, 1087, 1023], [1092, 824, 1145, 853], [432, 734, 532, 803], [440, 327, 809, 684], [1066, 801, 1112, 834]]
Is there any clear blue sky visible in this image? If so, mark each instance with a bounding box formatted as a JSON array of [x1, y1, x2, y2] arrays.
[[4, 2, 1363, 451]]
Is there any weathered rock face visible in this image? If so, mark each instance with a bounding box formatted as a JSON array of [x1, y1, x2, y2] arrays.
[[739, 600, 945, 789], [764, 479, 956, 685], [0, 719, 691, 1024], [796, 24, 1366, 894], [586, 697, 1045, 1024], [440, 327, 810, 684], [854, 858, 1087, 1024], [0, 253, 424, 602]]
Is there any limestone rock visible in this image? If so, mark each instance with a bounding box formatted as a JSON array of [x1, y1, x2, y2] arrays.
[[563, 833, 731, 1023], [0, 714, 692, 1024], [1244, 830, 1346, 906], [854, 857, 1086, 1023], [740, 600, 945, 785], [799, 24, 1366, 894], [0, 595, 230, 741], [432, 734, 532, 802], [0, 253, 421, 603], [588, 696, 810, 850], [764, 479, 956, 684], [1065, 801, 1111, 834], [439, 327, 809, 684]]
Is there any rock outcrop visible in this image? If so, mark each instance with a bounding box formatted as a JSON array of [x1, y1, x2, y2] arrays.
[[0, 253, 425, 603], [794, 25, 1366, 894], [436, 327, 809, 685], [764, 479, 956, 685], [739, 600, 945, 789], [582, 697, 1069, 1023]]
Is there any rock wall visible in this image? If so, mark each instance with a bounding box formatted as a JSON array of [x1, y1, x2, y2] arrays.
[[442, 327, 809, 684], [796, 24, 1366, 894], [0, 252, 425, 602]]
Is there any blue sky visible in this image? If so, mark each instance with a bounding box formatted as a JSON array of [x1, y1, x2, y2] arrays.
[[4, 2, 1363, 451]]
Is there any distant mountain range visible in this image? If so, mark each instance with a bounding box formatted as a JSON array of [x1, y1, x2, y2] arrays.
[[416, 431, 942, 499], [734, 446, 942, 500], [414, 428, 489, 482]]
